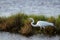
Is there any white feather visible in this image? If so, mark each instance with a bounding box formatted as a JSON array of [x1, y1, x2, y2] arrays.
[[29, 18, 55, 28]]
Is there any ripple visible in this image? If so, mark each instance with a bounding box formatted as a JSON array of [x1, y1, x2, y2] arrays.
[[0, 32, 60, 40], [0, 0, 60, 17]]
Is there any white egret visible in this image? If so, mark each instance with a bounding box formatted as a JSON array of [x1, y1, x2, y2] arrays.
[[29, 18, 55, 29]]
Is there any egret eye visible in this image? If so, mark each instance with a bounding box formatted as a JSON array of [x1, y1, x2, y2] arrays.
[[28, 18, 32, 21], [29, 18, 32, 20]]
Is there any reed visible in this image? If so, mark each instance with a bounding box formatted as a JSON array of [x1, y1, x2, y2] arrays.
[[0, 13, 60, 36]]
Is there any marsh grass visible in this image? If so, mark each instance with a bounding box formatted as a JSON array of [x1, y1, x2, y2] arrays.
[[0, 13, 60, 36]]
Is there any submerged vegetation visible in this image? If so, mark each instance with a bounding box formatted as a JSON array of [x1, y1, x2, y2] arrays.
[[0, 13, 60, 36]]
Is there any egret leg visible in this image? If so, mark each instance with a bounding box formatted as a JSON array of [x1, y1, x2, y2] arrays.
[[43, 26, 45, 29], [40, 27, 43, 31], [40, 27, 41, 31], [39, 27, 42, 33], [40, 27, 42, 30]]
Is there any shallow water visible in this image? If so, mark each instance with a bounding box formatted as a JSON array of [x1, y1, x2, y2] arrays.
[[0, 32, 60, 40], [0, 0, 60, 40], [0, 0, 60, 17]]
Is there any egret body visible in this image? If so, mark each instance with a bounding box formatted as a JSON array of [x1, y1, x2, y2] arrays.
[[29, 18, 55, 28]]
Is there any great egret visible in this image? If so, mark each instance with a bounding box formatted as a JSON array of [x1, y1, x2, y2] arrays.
[[29, 18, 55, 28]]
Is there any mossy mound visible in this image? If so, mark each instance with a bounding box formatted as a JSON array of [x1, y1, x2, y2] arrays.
[[0, 13, 60, 36]]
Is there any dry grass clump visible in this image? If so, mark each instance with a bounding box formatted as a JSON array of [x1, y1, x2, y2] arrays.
[[0, 13, 60, 36], [19, 19, 33, 36]]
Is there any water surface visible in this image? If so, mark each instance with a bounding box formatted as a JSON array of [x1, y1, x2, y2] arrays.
[[0, 32, 60, 40], [0, 0, 60, 17]]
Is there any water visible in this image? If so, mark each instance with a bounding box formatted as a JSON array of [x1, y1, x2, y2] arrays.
[[0, 32, 60, 40], [0, 0, 60, 40], [0, 0, 60, 17]]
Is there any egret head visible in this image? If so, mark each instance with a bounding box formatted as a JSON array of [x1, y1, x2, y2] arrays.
[[28, 18, 34, 22]]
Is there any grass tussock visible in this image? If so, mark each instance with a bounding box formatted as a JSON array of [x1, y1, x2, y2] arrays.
[[0, 13, 60, 36]]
